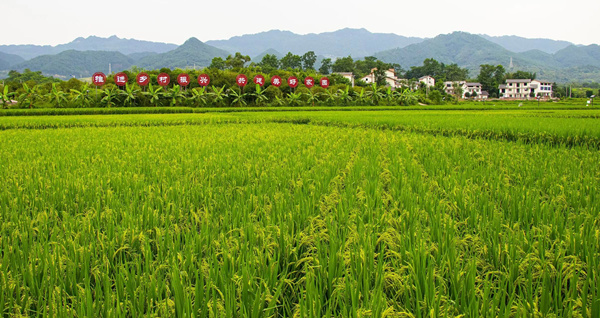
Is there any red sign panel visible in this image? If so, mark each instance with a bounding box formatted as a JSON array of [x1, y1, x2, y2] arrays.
[[177, 73, 190, 86], [114, 72, 128, 86], [271, 75, 282, 87], [157, 73, 170, 86], [304, 76, 314, 88], [254, 74, 265, 86], [137, 72, 150, 86], [92, 72, 106, 86], [236, 74, 248, 87], [288, 76, 299, 88], [320, 77, 330, 88], [198, 74, 210, 86]]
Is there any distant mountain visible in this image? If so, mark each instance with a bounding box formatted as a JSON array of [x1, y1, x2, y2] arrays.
[[481, 35, 573, 54], [0, 35, 177, 60], [375, 32, 600, 82], [375, 32, 520, 72], [0, 51, 25, 70], [206, 28, 425, 58], [14, 50, 134, 78], [553, 45, 600, 68], [252, 49, 283, 62], [128, 52, 159, 62], [136, 38, 229, 70]]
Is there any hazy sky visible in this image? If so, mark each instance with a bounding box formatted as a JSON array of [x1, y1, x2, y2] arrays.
[[3, 0, 599, 46]]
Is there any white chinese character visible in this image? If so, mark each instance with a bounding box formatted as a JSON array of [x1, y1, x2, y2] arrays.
[[238, 77, 246, 84], [159, 77, 167, 83], [306, 79, 313, 86], [290, 79, 297, 85], [96, 76, 104, 83], [117, 76, 125, 82], [140, 76, 148, 82], [321, 79, 328, 86], [273, 78, 280, 85], [180, 77, 188, 83], [200, 77, 208, 84], [257, 78, 263, 84]]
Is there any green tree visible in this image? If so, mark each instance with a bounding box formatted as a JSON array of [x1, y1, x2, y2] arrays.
[[478, 64, 505, 98], [102, 87, 118, 107], [258, 54, 280, 73], [47, 83, 68, 108], [225, 52, 251, 70], [373, 61, 391, 86], [0, 85, 15, 109], [144, 83, 164, 107], [319, 58, 332, 75], [210, 57, 225, 70], [332, 56, 354, 73], [280, 52, 302, 70], [301, 51, 317, 70]]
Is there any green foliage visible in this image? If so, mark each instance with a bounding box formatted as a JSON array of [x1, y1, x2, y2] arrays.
[[0, 85, 15, 108], [319, 58, 332, 75], [301, 51, 317, 70], [225, 52, 251, 70], [258, 54, 280, 73], [332, 56, 354, 73], [280, 52, 302, 70], [4, 69, 61, 85]]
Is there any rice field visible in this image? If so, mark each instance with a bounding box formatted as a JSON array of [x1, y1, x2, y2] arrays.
[[0, 109, 599, 317]]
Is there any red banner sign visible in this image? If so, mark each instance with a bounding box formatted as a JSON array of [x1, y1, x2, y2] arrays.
[[114, 72, 128, 86], [271, 75, 282, 87], [137, 72, 150, 86], [157, 73, 170, 86], [236, 74, 248, 87], [288, 76, 299, 88], [304, 76, 314, 88], [92, 72, 106, 86], [198, 74, 210, 86], [177, 73, 190, 86], [254, 74, 265, 86]]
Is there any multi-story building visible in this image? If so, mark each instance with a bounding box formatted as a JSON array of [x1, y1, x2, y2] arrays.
[[444, 81, 485, 99], [499, 79, 553, 99], [419, 75, 435, 87], [361, 68, 404, 88]]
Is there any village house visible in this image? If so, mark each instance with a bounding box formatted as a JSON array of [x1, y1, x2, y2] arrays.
[[498, 79, 553, 99], [419, 75, 435, 88], [360, 68, 404, 88], [444, 81, 487, 99]]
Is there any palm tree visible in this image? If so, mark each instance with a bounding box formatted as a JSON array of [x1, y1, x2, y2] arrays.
[[189, 87, 208, 107], [102, 87, 118, 108], [208, 86, 226, 107], [251, 85, 268, 106], [120, 84, 140, 107], [70, 84, 91, 108], [228, 88, 247, 107], [0, 85, 15, 109], [47, 83, 68, 108], [166, 85, 185, 106], [18, 83, 40, 109], [143, 84, 164, 107]]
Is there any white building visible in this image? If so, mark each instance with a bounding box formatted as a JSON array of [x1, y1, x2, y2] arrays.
[[361, 68, 404, 88], [444, 81, 486, 99], [419, 75, 435, 88], [499, 79, 553, 99]]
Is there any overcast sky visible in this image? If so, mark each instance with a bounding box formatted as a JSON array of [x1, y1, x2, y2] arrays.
[[3, 0, 599, 46]]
